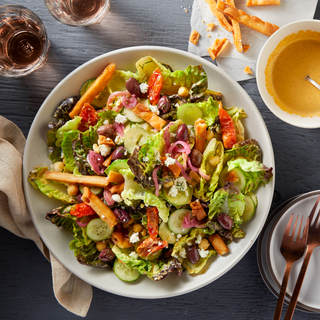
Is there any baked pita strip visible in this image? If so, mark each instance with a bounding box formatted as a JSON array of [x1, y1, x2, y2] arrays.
[[82, 187, 117, 229], [69, 63, 116, 119], [44, 171, 109, 188], [246, 0, 280, 6], [205, 0, 233, 32], [225, 0, 243, 52], [217, 0, 279, 36], [207, 38, 229, 61]]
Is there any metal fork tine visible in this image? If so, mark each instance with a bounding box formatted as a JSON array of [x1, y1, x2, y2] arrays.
[[290, 215, 299, 239], [313, 208, 320, 228], [309, 195, 320, 223], [284, 214, 294, 237], [296, 215, 304, 240]]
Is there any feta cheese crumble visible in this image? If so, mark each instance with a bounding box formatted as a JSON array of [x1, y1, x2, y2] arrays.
[[149, 104, 159, 115], [129, 232, 140, 243], [140, 82, 149, 94], [176, 234, 182, 240], [114, 136, 124, 145], [179, 248, 187, 259], [165, 156, 176, 167], [99, 144, 111, 157], [103, 119, 109, 125], [111, 194, 123, 202], [115, 114, 127, 124], [129, 251, 139, 259], [195, 234, 202, 245], [142, 156, 149, 162], [168, 185, 178, 197], [198, 248, 210, 258]]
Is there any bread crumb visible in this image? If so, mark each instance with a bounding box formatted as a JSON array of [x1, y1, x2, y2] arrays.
[[202, 20, 205, 23], [184, 8, 188, 13], [207, 38, 229, 61], [206, 23, 215, 31], [207, 34, 211, 38], [189, 30, 200, 45], [244, 66, 253, 75], [243, 44, 250, 52]]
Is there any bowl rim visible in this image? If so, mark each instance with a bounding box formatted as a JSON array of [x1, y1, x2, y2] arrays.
[[256, 19, 320, 129]]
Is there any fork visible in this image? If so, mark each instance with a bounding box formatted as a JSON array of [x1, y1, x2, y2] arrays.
[[273, 214, 309, 320], [284, 195, 320, 320], [304, 75, 320, 91]]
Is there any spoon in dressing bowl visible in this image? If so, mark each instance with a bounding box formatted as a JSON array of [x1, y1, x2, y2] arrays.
[[305, 75, 320, 91]]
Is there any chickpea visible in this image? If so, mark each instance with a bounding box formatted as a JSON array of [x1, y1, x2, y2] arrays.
[[163, 180, 174, 188], [206, 130, 214, 141], [178, 86, 189, 97], [67, 184, 79, 196], [133, 224, 143, 233], [199, 238, 210, 250], [53, 161, 64, 172], [209, 156, 220, 166], [96, 242, 107, 252]]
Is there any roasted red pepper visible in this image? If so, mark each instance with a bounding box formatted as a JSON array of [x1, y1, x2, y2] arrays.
[[137, 237, 168, 258], [70, 203, 96, 218], [78, 103, 98, 132], [219, 102, 237, 149], [148, 68, 163, 105], [147, 207, 159, 239]]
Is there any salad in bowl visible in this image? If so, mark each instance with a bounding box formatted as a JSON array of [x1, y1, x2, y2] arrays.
[[28, 55, 273, 283]]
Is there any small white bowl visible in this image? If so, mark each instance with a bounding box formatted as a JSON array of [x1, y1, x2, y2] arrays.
[[256, 20, 320, 128]]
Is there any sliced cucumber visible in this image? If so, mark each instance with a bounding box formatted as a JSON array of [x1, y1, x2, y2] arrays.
[[243, 195, 256, 222], [163, 185, 192, 207], [79, 185, 103, 195], [142, 249, 162, 261], [80, 78, 110, 109], [114, 259, 141, 282], [159, 221, 176, 244], [86, 218, 113, 241], [218, 166, 246, 192], [168, 209, 193, 235], [177, 103, 203, 126], [105, 159, 129, 175], [123, 108, 144, 123], [124, 126, 150, 154], [247, 191, 257, 207]]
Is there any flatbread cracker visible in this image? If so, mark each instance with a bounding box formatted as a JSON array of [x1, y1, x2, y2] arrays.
[[205, 0, 233, 32], [225, 0, 243, 52], [217, 0, 279, 36], [246, 0, 280, 6], [244, 66, 253, 75], [207, 38, 229, 61], [189, 30, 200, 45]]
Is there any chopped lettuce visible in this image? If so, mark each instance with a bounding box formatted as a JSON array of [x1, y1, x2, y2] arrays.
[[112, 245, 183, 281], [227, 158, 273, 194], [28, 167, 77, 204], [208, 185, 245, 225], [55, 117, 81, 147], [47, 129, 62, 163], [225, 106, 247, 141]]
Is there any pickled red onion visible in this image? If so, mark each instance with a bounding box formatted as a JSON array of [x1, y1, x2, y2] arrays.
[[199, 169, 210, 180], [164, 122, 175, 153], [114, 122, 125, 137], [121, 94, 137, 109], [182, 212, 201, 228], [175, 160, 191, 181], [153, 166, 161, 196], [168, 141, 191, 155], [106, 91, 130, 108], [104, 188, 115, 206], [187, 157, 199, 173]]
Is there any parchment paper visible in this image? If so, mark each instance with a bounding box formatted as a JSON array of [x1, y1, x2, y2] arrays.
[[188, 0, 318, 81]]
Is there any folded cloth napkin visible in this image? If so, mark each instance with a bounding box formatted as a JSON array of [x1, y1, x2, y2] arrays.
[[0, 115, 92, 317]]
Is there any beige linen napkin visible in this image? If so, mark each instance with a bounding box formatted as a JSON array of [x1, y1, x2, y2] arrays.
[[0, 115, 92, 317]]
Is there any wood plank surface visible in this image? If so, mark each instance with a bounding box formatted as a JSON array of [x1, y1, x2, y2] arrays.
[[1, 0, 320, 319]]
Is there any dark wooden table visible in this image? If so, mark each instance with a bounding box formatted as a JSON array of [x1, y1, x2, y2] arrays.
[[1, 1, 320, 319]]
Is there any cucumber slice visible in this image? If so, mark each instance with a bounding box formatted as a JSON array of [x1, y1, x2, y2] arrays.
[[86, 218, 113, 241], [80, 78, 110, 109], [114, 259, 141, 282], [159, 221, 176, 244], [163, 185, 192, 207], [243, 195, 256, 222], [105, 159, 129, 175], [177, 103, 203, 126], [218, 166, 246, 192], [124, 126, 150, 154], [247, 191, 257, 207], [168, 209, 193, 235], [123, 108, 144, 123], [79, 185, 103, 195]]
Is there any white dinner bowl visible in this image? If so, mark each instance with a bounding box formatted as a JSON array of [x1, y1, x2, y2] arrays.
[[256, 19, 320, 128], [23, 46, 275, 298]]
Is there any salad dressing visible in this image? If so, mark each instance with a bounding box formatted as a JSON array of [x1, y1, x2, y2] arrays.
[[265, 30, 320, 117]]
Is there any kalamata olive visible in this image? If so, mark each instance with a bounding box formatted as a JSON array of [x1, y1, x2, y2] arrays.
[[76, 193, 83, 203], [54, 96, 80, 121], [112, 147, 127, 160], [99, 248, 115, 262], [97, 124, 116, 139], [125, 77, 146, 98], [187, 245, 200, 264], [176, 124, 189, 142], [217, 212, 234, 230], [157, 95, 170, 114], [114, 208, 130, 223], [190, 149, 203, 168]]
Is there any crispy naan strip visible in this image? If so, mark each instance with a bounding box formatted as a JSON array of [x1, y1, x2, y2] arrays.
[[216, 0, 279, 36], [205, 0, 233, 32], [246, 0, 280, 6], [207, 38, 229, 61], [225, 0, 243, 52]]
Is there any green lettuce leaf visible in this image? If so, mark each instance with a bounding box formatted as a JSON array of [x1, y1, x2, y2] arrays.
[[208, 185, 245, 225], [47, 129, 62, 163], [227, 159, 273, 194], [55, 117, 81, 147], [225, 106, 247, 141], [61, 130, 79, 172]]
